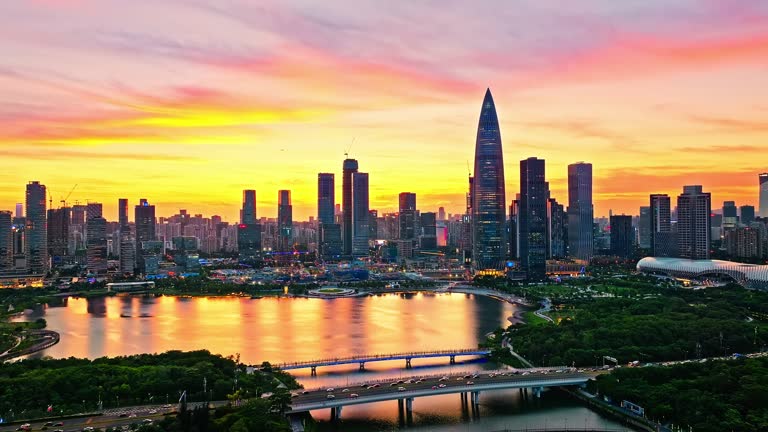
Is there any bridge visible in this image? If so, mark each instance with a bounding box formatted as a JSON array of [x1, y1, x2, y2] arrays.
[[276, 348, 491, 375], [287, 368, 591, 424]]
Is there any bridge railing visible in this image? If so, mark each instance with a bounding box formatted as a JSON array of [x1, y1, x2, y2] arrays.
[[297, 366, 576, 393], [276, 348, 491, 368]]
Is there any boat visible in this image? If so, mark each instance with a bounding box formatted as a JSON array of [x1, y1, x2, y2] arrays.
[[120, 313, 132, 318], [250, 295, 263, 299]]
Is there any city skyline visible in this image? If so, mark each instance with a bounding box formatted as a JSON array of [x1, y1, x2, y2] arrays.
[[1, 1, 767, 220]]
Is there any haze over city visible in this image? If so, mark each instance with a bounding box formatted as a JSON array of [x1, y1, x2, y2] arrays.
[[2, 0, 768, 220]]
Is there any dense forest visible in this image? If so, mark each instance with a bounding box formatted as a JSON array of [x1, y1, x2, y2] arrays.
[[0, 351, 299, 420], [593, 357, 768, 432], [507, 295, 766, 366]]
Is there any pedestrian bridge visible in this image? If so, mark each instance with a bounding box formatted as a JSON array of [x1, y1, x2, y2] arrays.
[[287, 369, 591, 420], [276, 348, 491, 375]]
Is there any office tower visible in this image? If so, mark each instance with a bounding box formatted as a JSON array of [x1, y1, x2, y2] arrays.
[[368, 210, 378, 240], [47, 207, 70, 262], [278, 190, 293, 252], [119, 231, 135, 275], [135, 199, 156, 274], [610, 215, 633, 258], [722, 201, 738, 230], [317, 174, 335, 225], [638, 206, 651, 249], [420, 212, 437, 250], [0, 211, 12, 272], [650, 194, 676, 257], [760, 173, 768, 218], [86, 202, 103, 220], [509, 200, 518, 259], [117, 198, 129, 227], [398, 192, 417, 240], [472, 88, 507, 270], [567, 162, 593, 261], [86, 216, 107, 275], [15, 203, 23, 218], [319, 223, 342, 260], [677, 185, 711, 260], [352, 172, 369, 257], [461, 176, 474, 266], [547, 198, 567, 258], [438, 207, 446, 221], [342, 158, 359, 256], [241, 190, 257, 224], [519, 158, 548, 280], [740, 205, 755, 226], [724, 226, 762, 259], [25, 181, 48, 274]]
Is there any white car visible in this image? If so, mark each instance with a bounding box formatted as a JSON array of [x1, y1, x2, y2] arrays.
[[326, 387, 335, 392], [326, 394, 335, 399]]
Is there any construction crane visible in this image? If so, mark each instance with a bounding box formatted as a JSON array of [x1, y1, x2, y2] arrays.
[[344, 138, 355, 158], [60, 184, 78, 208]]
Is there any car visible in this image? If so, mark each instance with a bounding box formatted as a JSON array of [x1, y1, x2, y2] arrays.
[[142, 419, 153, 424], [431, 385, 438, 389], [456, 377, 464, 381], [16, 424, 31, 431], [349, 393, 359, 398], [438, 377, 447, 382], [366, 386, 374, 390], [341, 388, 349, 392], [326, 394, 335, 400], [488, 373, 495, 378], [361, 384, 368, 388], [163, 404, 172, 408], [415, 379, 423, 384], [54, 430, 64, 432], [463, 374, 471, 379], [119, 413, 129, 417], [397, 387, 406, 392], [301, 390, 309, 394], [128, 414, 137, 418], [466, 381, 474, 385], [390, 382, 398, 386], [44, 422, 54, 427], [326, 387, 335, 392], [83, 427, 95, 432], [404, 379, 413, 384], [438, 384, 447, 388], [471, 374, 478, 379], [372, 384, 380, 388], [53, 423, 64, 427], [397, 380, 404, 384], [148, 410, 157, 414]]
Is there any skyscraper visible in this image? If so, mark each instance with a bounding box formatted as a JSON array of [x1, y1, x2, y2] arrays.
[[342, 158, 359, 256], [47, 207, 70, 262], [352, 172, 369, 257], [86, 216, 107, 275], [650, 194, 676, 257], [722, 201, 737, 230], [472, 88, 506, 270], [135, 199, 156, 274], [610, 215, 633, 258], [740, 205, 756, 226], [760, 173, 768, 218], [317, 173, 335, 226], [0, 211, 12, 272], [677, 185, 711, 260], [278, 190, 293, 252], [638, 206, 651, 249], [118, 198, 129, 227], [420, 212, 437, 250], [241, 190, 257, 225], [519, 158, 548, 280], [567, 162, 593, 261], [547, 198, 567, 259], [438, 207, 446, 221], [398, 192, 417, 240], [25, 181, 48, 274]]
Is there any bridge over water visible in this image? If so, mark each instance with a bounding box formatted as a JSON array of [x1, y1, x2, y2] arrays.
[[287, 368, 592, 425], [276, 348, 491, 375]]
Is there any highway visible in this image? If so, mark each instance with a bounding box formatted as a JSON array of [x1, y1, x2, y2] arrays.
[[288, 369, 591, 413]]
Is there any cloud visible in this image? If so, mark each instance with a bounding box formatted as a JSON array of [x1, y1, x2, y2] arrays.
[[686, 116, 768, 134], [0, 148, 200, 162]]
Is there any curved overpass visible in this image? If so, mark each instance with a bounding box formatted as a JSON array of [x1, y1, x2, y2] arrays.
[[637, 257, 768, 290]]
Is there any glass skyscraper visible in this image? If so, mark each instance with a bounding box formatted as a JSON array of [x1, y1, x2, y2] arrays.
[[760, 173, 768, 218], [25, 181, 48, 274], [342, 159, 359, 256], [317, 173, 335, 225], [567, 162, 593, 261], [471, 88, 506, 270], [352, 172, 369, 257], [519, 158, 548, 280]]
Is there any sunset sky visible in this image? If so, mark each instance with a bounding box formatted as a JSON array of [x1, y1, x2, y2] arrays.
[[1, 0, 767, 221]]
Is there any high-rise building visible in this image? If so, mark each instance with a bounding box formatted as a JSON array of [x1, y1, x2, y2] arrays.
[[740, 205, 756, 226], [135, 199, 156, 274], [25, 181, 48, 274], [650, 194, 676, 257], [438, 207, 446, 221], [119, 230, 135, 275], [118, 198, 129, 227], [86, 202, 103, 220], [419, 212, 437, 250], [278, 190, 293, 252], [398, 192, 417, 240], [47, 207, 70, 263], [86, 216, 108, 275], [342, 158, 359, 256], [0, 211, 12, 272], [567, 162, 593, 261], [760, 173, 768, 218], [638, 206, 651, 249], [722, 201, 738, 230], [677, 185, 711, 260], [610, 215, 633, 258], [237, 223, 261, 258], [241, 190, 257, 225], [352, 172, 369, 257], [471, 88, 507, 270], [519, 158, 548, 280], [317, 174, 335, 225], [724, 225, 762, 259], [15, 203, 23, 218], [368, 210, 378, 240], [319, 223, 342, 260], [547, 198, 567, 259]]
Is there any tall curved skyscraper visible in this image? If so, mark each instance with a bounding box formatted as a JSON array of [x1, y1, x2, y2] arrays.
[[472, 88, 507, 270]]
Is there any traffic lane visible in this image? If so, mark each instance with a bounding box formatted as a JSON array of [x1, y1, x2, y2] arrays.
[[0, 411, 172, 432], [292, 372, 587, 405]]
